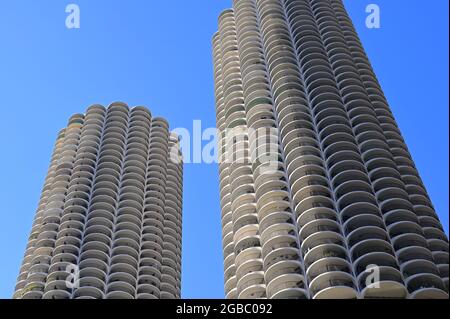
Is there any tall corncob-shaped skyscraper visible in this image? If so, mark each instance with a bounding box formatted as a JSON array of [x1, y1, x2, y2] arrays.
[[213, 0, 449, 299], [14, 102, 183, 299]]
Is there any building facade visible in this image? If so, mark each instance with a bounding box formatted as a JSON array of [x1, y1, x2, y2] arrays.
[[213, 0, 449, 299], [14, 102, 183, 299]]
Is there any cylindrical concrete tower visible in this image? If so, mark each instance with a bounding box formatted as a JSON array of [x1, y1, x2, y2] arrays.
[[14, 102, 183, 299], [213, 0, 449, 299]]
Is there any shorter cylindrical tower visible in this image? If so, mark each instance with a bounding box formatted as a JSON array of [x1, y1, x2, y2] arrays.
[[14, 102, 183, 299]]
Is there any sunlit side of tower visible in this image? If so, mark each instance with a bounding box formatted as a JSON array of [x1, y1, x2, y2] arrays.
[[213, 0, 449, 299], [14, 102, 183, 299]]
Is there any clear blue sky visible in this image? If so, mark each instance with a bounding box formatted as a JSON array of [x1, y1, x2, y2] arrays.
[[0, 0, 448, 299]]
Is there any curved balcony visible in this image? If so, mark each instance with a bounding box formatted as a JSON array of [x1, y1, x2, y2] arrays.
[[334, 179, 373, 201], [304, 244, 349, 270], [286, 153, 323, 176], [85, 216, 114, 232], [292, 184, 331, 208], [225, 274, 237, 296], [337, 191, 377, 213], [397, 246, 434, 265], [78, 259, 109, 276], [261, 227, 300, 259], [140, 241, 162, 260], [232, 184, 255, 205], [428, 238, 449, 253], [414, 204, 439, 219], [106, 281, 136, 299], [302, 231, 345, 255], [280, 124, 315, 150], [224, 254, 237, 282], [351, 238, 395, 264], [342, 204, 381, 226], [379, 197, 414, 216], [43, 279, 72, 297], [117, 214, 142, 230], [53, 242, 80, 257], [392, 233, 428, 251], [232, 208, 258, 234], [42, 289, 72, 299], [266, 273, 307, 299], [387, 220, 424, 239], [225, 286, 238, 299], [423, 227, 448, 242], [108, 271, 136, 289], [332, 169, 369, 191], [300, 218, 342, 243], [260, 222, 297, 246], [231, 192, 256, 213], [234, 232, 261, 258], [79, 249, 109, 266], [105, 290, 135, 299], [295, 196, 335, 220], [438, 264, 449, 282], [286, 150, 321, 174], [21, 280, 45, 299], [25, 271, 47, 289], [257, 197, 292, 223], [322, 133, 356, 156], [289, 164, 327, 190], [76, 275, 105, 293], [409, 287, 449, 299], [237, 271, 266, 299], [310, 272, 358, 299], [79, 267, 107, 283], [82, 232, 111, 248], [323, 140, 359, 163], [384, 209, 418, 227], [292, 176, 329, 201], [51, 251, 78, 266], [73, 286, 105, 299], [234, 244, 262, 268], [137, 279, 160, 299], [111, 247, 139, 267], [402, 259, 441, 281], [432, 251, 449, 266], [297, 206, 338, 228], [372, 176, 405, 194], [284, 136, 319, 160], [307, 256, 352, 282], [377, 187, 411, 206], [407, 273, 447, 299], [115, 220, 141, 237], [358, 265, 406, 299], [347, 225, 389, 248]]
